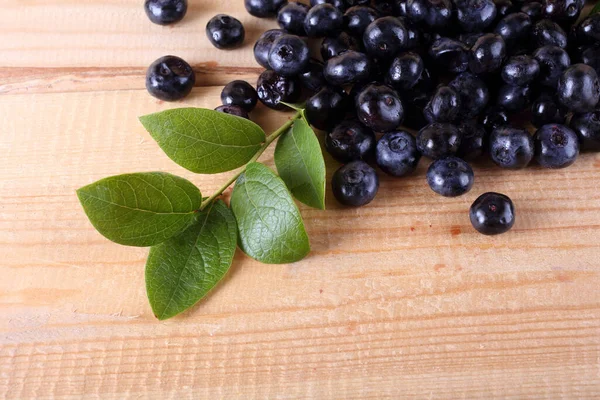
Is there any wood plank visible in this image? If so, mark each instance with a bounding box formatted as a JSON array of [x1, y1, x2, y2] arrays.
[[1, 88, 600, 398]]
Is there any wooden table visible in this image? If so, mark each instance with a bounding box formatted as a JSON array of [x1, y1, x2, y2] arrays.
[[1, 1, 599, 398]]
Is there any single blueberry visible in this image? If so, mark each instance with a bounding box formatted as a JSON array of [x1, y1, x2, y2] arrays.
[[268, 34, 310, 77], [221, 80, 258, 112], [332, 161, 379, 207], [533, 45, 571, 88], [305, 86, 348, 130], [501, 55, 540, 86], [489, 127, 534, 169], [449, 72, 490, 119], [531, 19, 567, 49], [416, 123, 462, 159], [455, 0, 497, 33], [531, 91, 567, 128], [146, 55, 195, 101], [245, 0, 288, 18], [534, 124, 579, 169], [362, 16, 408, 60], [469, 34, 507, 74], [277, 2, 310, 35], [256, 70, 301, 110], [344, 6, 380, 38], [426, 156, 474, 197], [376, 130, 422, 177], [570, 110, 600, 152], [470, 192, 515, 235], [144, 0, 187, 25], [542, 0, 584, 25], [424, 86, 461, 123], [206, 15, 245, 49], [326, 120, 376, 162], [324, 51, 372, 86], [385, 52, 424, 90], [305, 4, 344, 37], [356, 83, 404, 132], [253, 29, 285, 69], [299, 59, 326, 92], [557, 64, 600, 113]]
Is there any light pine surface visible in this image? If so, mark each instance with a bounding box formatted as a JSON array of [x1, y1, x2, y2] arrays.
[[1, 1, 600, 399]]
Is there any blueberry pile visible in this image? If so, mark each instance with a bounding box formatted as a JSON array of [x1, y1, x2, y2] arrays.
[[144, 0, 600, 236]]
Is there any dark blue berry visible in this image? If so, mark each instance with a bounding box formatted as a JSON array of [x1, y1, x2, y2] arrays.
[[311, 0, 347, 11], [406, 0, 453, 29], [416, 123, 462, 159], [557, 64, 600, 113], [253, 29, 285, 69], [449, 72, 490, 119], [305, 4, 344, 37], [206, 15, 245, 50], [570, 110, 600, 152], [146, 55, 195, 101], [344, 6, 380, 38], [531, 91, 567, 128], [480, 106, 510, 133], [579, 45, 600, 77], [424, 86, 461, 123], [494, 12, 532, 51], [501, 55, 540, 86], [489, 127, 534, 169], [455, 0, 497, 33], [376, 130, 421, 177], [305, 86, 348, 130], [214, 105, 250, 119], [385, 52, 424, 90], [268, 34, 310, 77], [256, 70, 301, 110], [533, 45, 570, 88], [332, 161, 379, 207], [521, 2, 543, 20], [470, 192, 515, 235], [469, 34, 507, 74], [534, 123, 579, 168], [245, 0, 288, 18], [362, 16, 408, 60], [324, 51, 372, 86], [326, 120, 376, 162], [542, 0, 584, 25], [493, 0, 516, 22], [457, 120, 487, 160], [531, 19, 567, 49], [221, 80, 258, 112], [577, 14, 600, 46], [428, 38, 470, 74], [299, 59, 326, 92], [144, 0, 187, 25], [356, 83, 404, 132], [426, 156, 474, 197], [320, 32, 361, 60], [496, 84, 531, 112], [277, 2, 310, 35]]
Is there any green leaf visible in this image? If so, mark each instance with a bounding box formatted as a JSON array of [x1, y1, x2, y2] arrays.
[[77, 172, 201, 247], [591, 2, 600, 15], [139, 108, 266, 174], [145, 200, 237, 320], [274, 119, 326, 210], [230, 163, 310, 264]]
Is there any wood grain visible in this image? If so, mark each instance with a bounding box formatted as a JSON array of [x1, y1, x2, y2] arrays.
[[1, 1, 600, 399]]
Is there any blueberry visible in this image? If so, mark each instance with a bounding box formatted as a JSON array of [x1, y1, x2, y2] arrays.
[[480, 106, 510, 133], [362, 16, 408, 60], [493, 0, 516, 22], [256, 70, 301, 110], [324, 51, 372, 86], [214, 105, 250, 119], [542, 0, 584, 25], [206, 15, 245, 50], [469, 34, 507, 74], [277, 2, 310, 35], [376, 130, 421, 177], [531, 19, 567, 49], [428, 38, 470, 74], [455, 0, 497, 33], [531, 91, 567, 128], [344, 5, 380, 38], [417, 123, 462, 159], [311, 0, 347, 10], [457, 120, 487, 160], [424, 86, 461, 123], [268, 34, 310, 77], [385, 52, 424, 90], [496, 84, 531, 112], [577, 14, 600, 46], [501, 55, 540, 86], [570, 110, 600, 152], [321, 32, 361, 61], [146, 55, 195, 101], [305, 86, 348, 130], [470, 192, 515, 235], [144, 0, 187, 25], [406, 0, 453, 29], [253, 29, 285, 69], [534, 124, 579, 168], [578, 45, 600, 77], [521, 2, 543, 20], [449, 72, 490, 119], [494, 12, 532, 49], [221, 80, 258, 112], [488, 127, 533, 169], [426, 157, 474, 197], [326, 120, 376, 162], [299, 59, 326, 92], [557, 64, 600, 113], [332, 161, 379, 207], [356, 83, 404, 132], [305, 4, 344, 37], [533, 45, 570, 88], [245, 0, 288, 18]]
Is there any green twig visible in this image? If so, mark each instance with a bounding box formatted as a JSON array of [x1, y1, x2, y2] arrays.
[[199, 111, 301, 211]]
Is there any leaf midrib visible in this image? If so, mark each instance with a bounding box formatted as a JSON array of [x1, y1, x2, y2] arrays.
[[79, 192, 196, 216]]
